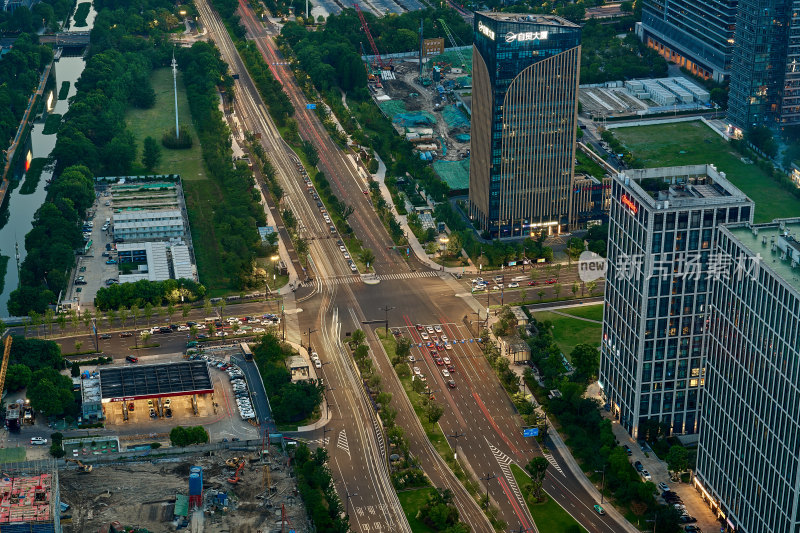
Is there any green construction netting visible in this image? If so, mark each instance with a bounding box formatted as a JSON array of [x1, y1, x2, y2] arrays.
[[433, 157, 470, 191], [456, 75, 472, 87], [433, 50, 473, 72], [442, 105, 470, 129], [379, 100, 437, 126]]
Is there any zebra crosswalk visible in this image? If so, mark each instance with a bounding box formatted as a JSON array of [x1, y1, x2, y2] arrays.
[[486, 438, 526, 510], [337, 429, 350, 458], [301, 270, 441, 287]]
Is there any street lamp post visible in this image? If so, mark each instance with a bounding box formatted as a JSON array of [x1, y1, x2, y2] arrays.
[[266, 254, 279, 299], [305, 327, 317, 352], [594, 464, 607, 504], [345, 491, 358, 518], [448, 430, 464, 461], [479, 473, 495, 509], [378, 305, 395, 335]]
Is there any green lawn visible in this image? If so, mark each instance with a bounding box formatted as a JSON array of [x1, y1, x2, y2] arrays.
[[532, 310, 602, 358], [125, 68, 207, 181], [397, 488, 437, 533], [0, 447, 26, 463], [557, 304, 604, 322], [510, 464, 588, 533], [612, 121, 800, 223]]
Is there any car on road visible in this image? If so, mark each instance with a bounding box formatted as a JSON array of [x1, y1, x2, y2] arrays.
[[434, 357, 444, 366], [79, 266, 86, 272], [545, 278, 557, 284], [392, 329, 402, 337], [415, 324, 424, 331], [119, 332, 133, 337], [633, 460, 643, 471], [473, 277, 483, 284], [339, 245, 346, 253], [349, 262, 358, 273], [447, 379, 456, 389], [30, 437, 47, 445], [105, 259, 117, 264], [678, 516, 697, 523], [593, 504, 605, 515], [508, 282, 519, 288], [343, 252, 351, 259], [441, 335, 448, 343], [492, 285, 502, 291], [623, 444, 632, 456], [683, 526, 701, 533], [413, 367, 421, 376], [641, 470, 652, 481], [658, 482, 670, 492], [528, 280, 538, 286], [434, 325, 443, 333], [75, 287, 82, 293], [407, 356, 415, 363], [447, 363, 455, 372], [314, 360, 322, 368], [125, 355, 139, 363], [472, 285, 486, 292], [443, 357, 451, 365], [426, 326, 434, 333], [420, 332, 429, 340], [99, 333, 112, 339], [445, 343, 453, 350], [441, 369, 450, 378]]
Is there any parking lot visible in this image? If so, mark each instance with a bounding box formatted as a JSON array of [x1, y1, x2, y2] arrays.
[[103, 390, 214, 426], [68, 188, 120, 308]]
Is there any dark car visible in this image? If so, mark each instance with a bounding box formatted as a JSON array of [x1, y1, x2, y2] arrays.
[[447, 364, 455, 372], [186, 321, 197, 327], [120, 332, 133, 337], [99, 333, 112, 339], [678, 516, 697, 524], [113, 237, 125, 243], [197, 334, 208, 339], [634, 460, 643, 471], [170, 324, 179, 330], [623, 445, 632, 456], [447, 379, 456, 389], [683, 526, 701, 533], [125, 355, 139, 363]]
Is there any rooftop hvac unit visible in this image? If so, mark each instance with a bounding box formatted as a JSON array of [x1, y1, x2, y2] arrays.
[[792, 260, 798, 269], [753, 227, 759, 236], [762, 236, 767, 245]]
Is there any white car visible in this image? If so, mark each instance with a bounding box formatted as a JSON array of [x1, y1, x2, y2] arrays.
[[339, 245, 347, 253], [252, 327, 265, 333], [408, 356, 416, 363], [426, 326, 435, 333], [314, 360, 322, 368], [420, 332, 429, 340], [641, 470, 652, 481], [492, 285, 502, 291], [441, 335, 449, 343], [177, 325, 189, 331], [473, 277, 484, 284], [343, 252, 351, 259], [30, 437, 47, 445], [443, 357, 451, 365], [472, 285, 485, 293], [311, 352, 319, 360], [434, 325, 443, 333], [508, 282, 519, 288], [413, 366, 421, 376], [445, 343, 453, 350], [441, 369, 450, 378]]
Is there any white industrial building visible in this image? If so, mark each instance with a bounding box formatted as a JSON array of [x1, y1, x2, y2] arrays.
[[113, 209, 185, 240], [624, 76, 711, 106]]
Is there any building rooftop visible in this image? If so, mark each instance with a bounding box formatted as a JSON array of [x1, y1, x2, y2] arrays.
[[81, 376, 101, 405], [118, 241, 171, 283], [113, 209, 182, 222], [478, 12, 580, 27], [617, 164, 751, 208], [724, 218, 800, 294], [286, 356, 308, 369], [171, 244, 195, 281], [0, 473, 54, 525], [98, 361, 213, 401]]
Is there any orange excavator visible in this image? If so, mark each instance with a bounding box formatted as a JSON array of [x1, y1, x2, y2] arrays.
[[65, 458, 92, 474], [227, 460, 245, 484]]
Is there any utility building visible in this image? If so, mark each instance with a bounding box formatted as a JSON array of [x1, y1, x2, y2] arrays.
[[469, 13, 581, 238]]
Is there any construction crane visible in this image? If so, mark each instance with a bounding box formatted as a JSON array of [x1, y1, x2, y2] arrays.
[[360, 42, 380, 87], [65, 458, 92, 474], [0, 336, 12, 401], [355, 4, 392, 71], [438, 18, 470, 73]]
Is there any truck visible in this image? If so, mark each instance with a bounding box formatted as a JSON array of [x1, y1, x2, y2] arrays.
[[5, 403, 20, 431]]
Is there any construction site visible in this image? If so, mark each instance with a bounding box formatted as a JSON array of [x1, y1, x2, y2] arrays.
[[59, 440, 309, 533], [0, 461, 61, 532], [358, 10, 474, 193]]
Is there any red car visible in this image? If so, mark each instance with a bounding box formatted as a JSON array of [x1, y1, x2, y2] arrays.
[[447, 364, 456, 372], [429, 350, 438, 357], [545, 278, 558, 284], [434, 357, 444, 366], [447, 380, 456, 389], [528, 280, 538, 286], [415, 324, 424, 331]]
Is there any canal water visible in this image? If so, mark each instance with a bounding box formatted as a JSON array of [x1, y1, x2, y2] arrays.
[[0, 3, 97, 317]]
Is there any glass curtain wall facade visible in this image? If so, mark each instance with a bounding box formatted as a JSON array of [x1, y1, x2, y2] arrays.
[[599, 166, 753, 438], [696, 219, 800, 533], [468, 13, 581, 238], [640, 0, 737, 81], [728, 0, 800, 129]]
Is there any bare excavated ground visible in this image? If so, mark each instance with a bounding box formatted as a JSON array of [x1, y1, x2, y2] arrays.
[[60, 448, 309, 533]]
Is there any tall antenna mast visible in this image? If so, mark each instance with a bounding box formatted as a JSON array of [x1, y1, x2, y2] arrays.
[[171, 47, 180, 139]]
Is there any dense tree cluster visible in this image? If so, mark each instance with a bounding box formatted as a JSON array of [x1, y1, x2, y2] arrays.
[[236, 41, 295, 125], [28, 368, 77, 416], [292, 444, 349, 533], [169, 426, 210, 446], [0, 34, 53, 168], [179, 41, 268, 290], [580, 20, 668, 84], [94, 278, 206, 310], [252, 334, 323, 424], [9, 336, 64, 371], [0, 0, 73, 33], [418, 489, 468, 533]]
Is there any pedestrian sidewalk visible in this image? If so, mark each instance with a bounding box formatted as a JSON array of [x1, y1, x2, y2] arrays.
[[371, 155, 478, 275]]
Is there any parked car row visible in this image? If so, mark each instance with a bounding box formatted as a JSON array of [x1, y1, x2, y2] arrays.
[[201, 354, 256, 421]]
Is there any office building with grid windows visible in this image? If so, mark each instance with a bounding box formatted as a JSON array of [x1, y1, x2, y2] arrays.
[[468, 12, 581, 238], [727, 0, 800, 129], [695, 218, 800, 533], [598, 165, 753, 438], [637, 0, 737, 82]]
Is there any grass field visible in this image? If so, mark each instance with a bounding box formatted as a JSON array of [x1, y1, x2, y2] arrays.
[[532, 309, 602, 358], [511, 464, 588, 533], [611, 121, 800, 223], [558, 303, 604, 322], [0, 447, 26, 463], [125, 69, 207, 181], [397, 488, 437, 533]]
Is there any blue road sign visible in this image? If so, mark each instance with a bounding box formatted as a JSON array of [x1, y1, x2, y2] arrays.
[[523, 428, 539, 437], [306, 103, 317, 109]]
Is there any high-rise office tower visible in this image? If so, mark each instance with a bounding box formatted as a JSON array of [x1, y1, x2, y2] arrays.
[[695, 218, 800, 533], [599, 165, 753, 438], [637, 0, 738, 82], [468, 13, 581, 238], [727, 0, 800, 130]]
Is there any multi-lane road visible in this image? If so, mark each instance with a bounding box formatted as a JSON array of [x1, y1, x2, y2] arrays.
[[188, 3, 629, 532]]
